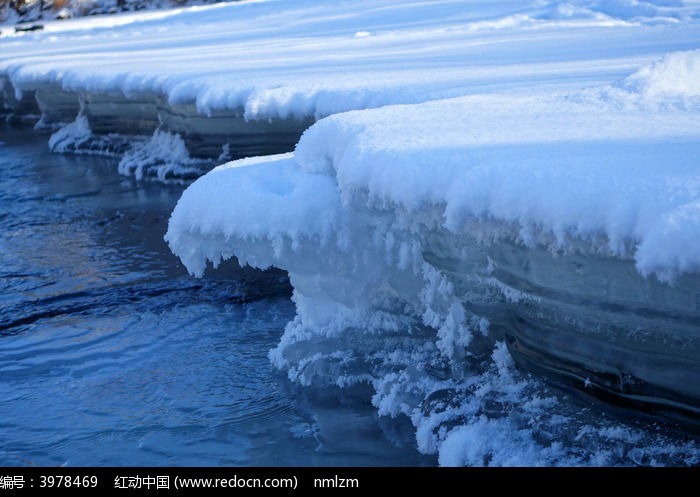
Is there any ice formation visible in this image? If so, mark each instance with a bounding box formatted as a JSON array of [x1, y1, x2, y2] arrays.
[[3, 0, 700, 465]]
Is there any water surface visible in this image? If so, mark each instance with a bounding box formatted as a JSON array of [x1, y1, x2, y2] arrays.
[[0, 125, 431, 466]]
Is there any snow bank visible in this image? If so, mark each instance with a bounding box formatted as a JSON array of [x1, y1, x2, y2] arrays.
[[4, 0, 700, 181], [618, 49, 700, 99], [166, 50, 700, 464], [4, 0, 700, 123], [169, 52, 700, 282]]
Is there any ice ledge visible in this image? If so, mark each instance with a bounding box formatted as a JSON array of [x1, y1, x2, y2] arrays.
[[0, 77, 313, 180], [166, 154, 700, 433], [164, 69, 700, 429]]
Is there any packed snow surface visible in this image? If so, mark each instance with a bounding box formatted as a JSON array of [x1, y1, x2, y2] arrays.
[[3, 0, 700, 120]]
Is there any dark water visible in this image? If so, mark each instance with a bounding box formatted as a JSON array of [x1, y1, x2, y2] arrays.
[[0, 125, 432, 466]]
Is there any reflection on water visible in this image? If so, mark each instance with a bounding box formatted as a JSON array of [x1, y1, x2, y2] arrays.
[[0, 125, 433, 466]]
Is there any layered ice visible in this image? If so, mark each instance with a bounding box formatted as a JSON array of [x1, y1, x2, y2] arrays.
[[166, 50, 700, 464]]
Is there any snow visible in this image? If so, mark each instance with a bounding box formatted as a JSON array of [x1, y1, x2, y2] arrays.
[[165, 48, 700, 460], [3, 0, 700, 120], [4, 0, 700, 465], [169, 60, 700, 281]]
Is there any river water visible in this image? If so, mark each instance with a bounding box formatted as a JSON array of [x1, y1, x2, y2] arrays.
[[0, 124, 431, 466]]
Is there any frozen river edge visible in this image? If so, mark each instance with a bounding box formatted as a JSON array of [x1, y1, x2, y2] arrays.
[[3, 60, 700, 465], [4, 77, 699, 425], [1, 76, 313, 178]]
